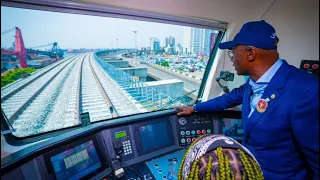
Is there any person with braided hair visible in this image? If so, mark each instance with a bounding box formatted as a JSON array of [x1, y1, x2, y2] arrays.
[[178, 134, 264, 180], [175, 20, 319, 180]]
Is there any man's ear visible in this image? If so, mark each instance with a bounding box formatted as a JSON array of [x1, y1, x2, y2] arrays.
[[247, 48, 256, 61]]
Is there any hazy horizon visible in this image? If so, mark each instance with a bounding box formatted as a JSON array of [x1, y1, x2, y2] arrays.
[[1, 6, 187, 50]]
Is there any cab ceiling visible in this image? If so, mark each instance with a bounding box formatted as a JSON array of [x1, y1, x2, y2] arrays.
[[70, 0, 276, 23]]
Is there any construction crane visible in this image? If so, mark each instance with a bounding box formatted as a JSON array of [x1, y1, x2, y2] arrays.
[[1, 27, 27, 68], [27, 42, 64, 58], [1, 27, 64, 69]]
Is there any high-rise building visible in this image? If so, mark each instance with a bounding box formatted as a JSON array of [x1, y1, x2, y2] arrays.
[[165, 37, 169, 47], [150, 37, 160, 53], [153, 41, 160, 53], [191, 28, 204, 56], [183, 27, 192, 54], [169, 36, 175, 47], [203, 30, 218, 56], [183, 27, 218, 56], [165, 36, 175, 47]]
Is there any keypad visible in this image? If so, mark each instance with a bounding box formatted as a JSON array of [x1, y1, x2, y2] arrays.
[[122, 140, 132, 155]]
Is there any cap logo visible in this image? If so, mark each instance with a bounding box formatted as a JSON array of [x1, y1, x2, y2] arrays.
[[270, 32, 276, 39]]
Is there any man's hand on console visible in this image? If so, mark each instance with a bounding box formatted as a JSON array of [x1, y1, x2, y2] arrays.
[[174, 106, 195, 116]]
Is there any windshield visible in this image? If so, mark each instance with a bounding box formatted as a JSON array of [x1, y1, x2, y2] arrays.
[[1, 6, 221, 138]]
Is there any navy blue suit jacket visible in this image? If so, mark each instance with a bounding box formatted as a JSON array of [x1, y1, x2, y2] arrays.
[[196, 60, 319, 180]]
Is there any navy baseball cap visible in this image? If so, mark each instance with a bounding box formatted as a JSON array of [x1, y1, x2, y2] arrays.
[[219, 20, 278, 50]]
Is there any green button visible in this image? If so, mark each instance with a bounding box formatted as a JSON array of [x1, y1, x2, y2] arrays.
[[180, 131, 185, 135], [207, 129, 211, 133], [191, 130, 195, 135], [186, 131, 190, 135], [181, 139, 186, 143]]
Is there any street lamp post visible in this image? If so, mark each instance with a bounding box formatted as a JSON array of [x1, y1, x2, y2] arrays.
[[132, 30, 138, 63], [116, 39, 118, 49]]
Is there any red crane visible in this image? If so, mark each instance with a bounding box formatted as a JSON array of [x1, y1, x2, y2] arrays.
[[1, 27, 28, 68]]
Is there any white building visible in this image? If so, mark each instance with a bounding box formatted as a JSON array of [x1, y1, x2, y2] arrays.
[[183, 27, 191, 54], [183, 27, 218, 56]]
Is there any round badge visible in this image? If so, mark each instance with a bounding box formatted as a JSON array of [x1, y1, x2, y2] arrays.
[[256, 99, 268, 113]]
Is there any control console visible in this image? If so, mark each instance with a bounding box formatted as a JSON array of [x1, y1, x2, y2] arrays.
[[110, 127, 134, 160], [176, 115, 213, 147]]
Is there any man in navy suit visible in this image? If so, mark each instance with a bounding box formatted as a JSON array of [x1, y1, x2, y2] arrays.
[[175, 20, 319, 180]]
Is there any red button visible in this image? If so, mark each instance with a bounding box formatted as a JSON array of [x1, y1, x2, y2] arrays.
[[202, 130, 206, 134], [192, 138, 196, 142], [304, 64, 310, 69], [197, 130, 201, 134], [187, 138, 191, 143], [312, 64, 318, 69]]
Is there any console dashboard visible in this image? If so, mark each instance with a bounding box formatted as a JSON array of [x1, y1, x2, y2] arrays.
[[1, 110, 241, 180]]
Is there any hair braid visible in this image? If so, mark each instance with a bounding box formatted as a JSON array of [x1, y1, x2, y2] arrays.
[[242, 172, 246, 180], [205, 156, 212, 180], [231, 170, 236, 180], [188, 158, 199, 180], [238, 149, 255, 180], [217, 147, 226, 180], [225, 155, 232, 180], [250, 157, 264, 180], [194, 162, 200, 180]]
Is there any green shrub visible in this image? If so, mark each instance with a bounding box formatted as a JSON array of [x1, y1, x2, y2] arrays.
[[1, 67, 36, 87]]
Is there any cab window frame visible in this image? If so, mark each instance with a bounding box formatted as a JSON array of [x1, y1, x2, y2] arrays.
[[1, 0, 227, 145]]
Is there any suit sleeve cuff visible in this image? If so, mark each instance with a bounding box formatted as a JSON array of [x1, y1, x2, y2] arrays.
[[193, 104, 198, 112]]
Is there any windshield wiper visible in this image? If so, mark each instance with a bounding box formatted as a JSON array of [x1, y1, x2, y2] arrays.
[[1, 108, 16, 135], [155, 89, 198, 111]]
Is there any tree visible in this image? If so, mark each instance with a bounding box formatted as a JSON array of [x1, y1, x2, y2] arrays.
[[161, 61, 169, 67]]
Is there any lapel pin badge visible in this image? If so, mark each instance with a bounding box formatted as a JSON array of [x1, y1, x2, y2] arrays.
[[256, 99, 268, 113], [271, 94, 276, 99]]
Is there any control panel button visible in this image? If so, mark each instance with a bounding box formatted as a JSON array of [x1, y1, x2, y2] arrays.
[[181, 139, 186, 143], [197, 130, 201, 134], [192, 138, 196, 142], [180, 131, 185, 135], [207, 129, 211, 133], [202, 130, 206, 134], [187, 138, 191, 143], [191, 130, 195, 135], [312, 64, 319, 69], [178, 118, 188, 126], [186, 131, 190, 135], [304, 63, 310, 68]]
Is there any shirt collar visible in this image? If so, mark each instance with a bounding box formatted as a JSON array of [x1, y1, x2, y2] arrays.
[[249, 58, 283, 85]]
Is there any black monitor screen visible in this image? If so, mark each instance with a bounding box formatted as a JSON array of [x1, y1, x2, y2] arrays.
[[138, 121, 172, 152], [49, 140, 101, 180]]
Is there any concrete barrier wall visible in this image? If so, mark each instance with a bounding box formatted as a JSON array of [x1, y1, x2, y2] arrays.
[[118, 67, 148, 82], [144, 79, 184, 99], [150, 64, 203, 81], [106, 61, 129, 68]]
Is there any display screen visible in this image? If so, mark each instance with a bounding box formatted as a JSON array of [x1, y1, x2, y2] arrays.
[[115, 131, 127, 139], [50, 140, 101, 180], [139, 121, 171, 152]]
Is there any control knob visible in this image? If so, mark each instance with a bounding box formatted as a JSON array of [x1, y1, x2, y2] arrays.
[[178, 117, 187, 126]]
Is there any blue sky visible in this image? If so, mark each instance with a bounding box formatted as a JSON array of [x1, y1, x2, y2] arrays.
[[1, 6, 186, 49]]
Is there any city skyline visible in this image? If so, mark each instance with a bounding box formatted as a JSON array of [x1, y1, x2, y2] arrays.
[[1, 6, 187, 49]]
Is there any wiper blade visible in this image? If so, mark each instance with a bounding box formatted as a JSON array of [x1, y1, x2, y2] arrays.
[[156, 89, 197, 111], [1, 108, 16, 135]]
